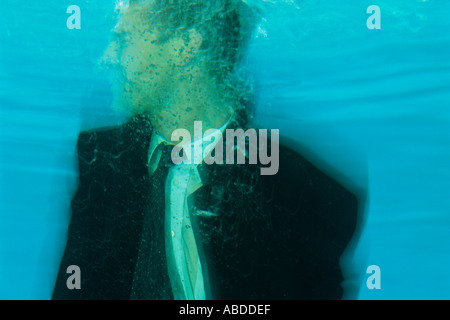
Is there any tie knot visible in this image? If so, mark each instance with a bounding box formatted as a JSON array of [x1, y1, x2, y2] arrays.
[[148, 143, 175, 176]]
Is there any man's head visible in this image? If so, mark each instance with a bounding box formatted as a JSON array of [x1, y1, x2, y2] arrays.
[[102, 0, 257, 125], [149, 0, 253, 80]]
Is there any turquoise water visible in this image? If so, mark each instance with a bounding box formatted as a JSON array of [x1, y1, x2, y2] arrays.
[[1, 0, 449, 299]]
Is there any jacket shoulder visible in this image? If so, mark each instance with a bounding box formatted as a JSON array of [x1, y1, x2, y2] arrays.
[[275, 143, 359, 242], [75, 117, 153, 174], [76, 125, 124, 168]]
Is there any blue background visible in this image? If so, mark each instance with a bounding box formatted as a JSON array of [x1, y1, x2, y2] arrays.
[[1, 0, 449, 299]]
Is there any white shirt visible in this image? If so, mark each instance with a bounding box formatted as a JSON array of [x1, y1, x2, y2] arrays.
[[147, 120, 229, 300]]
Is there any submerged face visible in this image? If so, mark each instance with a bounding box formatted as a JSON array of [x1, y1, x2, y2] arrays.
[[100, 2, 237, 139], [102, 5, 186, 114]]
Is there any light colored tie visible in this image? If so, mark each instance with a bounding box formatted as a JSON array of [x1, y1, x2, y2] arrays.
[[148, 139, 205, 300], [165, 163, 205, 300], [147, 127, 226, 300]]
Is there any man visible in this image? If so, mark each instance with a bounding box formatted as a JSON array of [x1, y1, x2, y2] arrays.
[[53, 0, 362, 300]]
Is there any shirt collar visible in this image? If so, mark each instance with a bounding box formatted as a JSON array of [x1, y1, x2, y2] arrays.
[[148, 117, 231, 169]]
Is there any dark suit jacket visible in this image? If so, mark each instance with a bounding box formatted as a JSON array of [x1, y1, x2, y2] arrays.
[[53, 115, 359, 300]]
